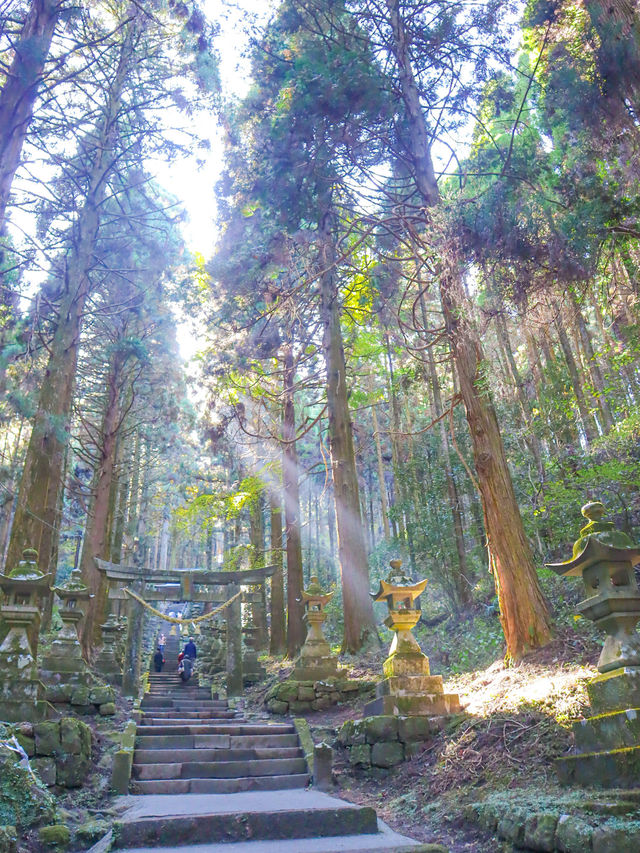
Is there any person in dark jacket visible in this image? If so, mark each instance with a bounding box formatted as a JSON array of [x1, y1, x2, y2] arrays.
[[153, 647, 164, 672], [183, 637, 197, 660]]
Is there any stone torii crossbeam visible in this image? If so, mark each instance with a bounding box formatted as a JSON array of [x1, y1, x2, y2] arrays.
[[95, 560, 275, 697]]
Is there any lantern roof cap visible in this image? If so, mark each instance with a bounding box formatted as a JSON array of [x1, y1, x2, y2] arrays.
[[371, 560, 427, 602], [6, 549, 45, 580], [546, 502, 640, 576], [301, 575, 333, 604]]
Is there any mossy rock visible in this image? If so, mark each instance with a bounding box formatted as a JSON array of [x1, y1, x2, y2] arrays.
[[89, 685, 114, 706], [0, 826, 17, 853], [75, 819, 110, 845], [365, 715, 398, 744], [555, 814, 594, 853], [99, 702, 116, 716], [524, 812, 559, 851], [371, 741, 404, 768], [275, 682, 301, 703], [38, 824, 70, 849], [34, 721, 61, 756], [266, 699, 288, 715], [0, 751, 55, 829]]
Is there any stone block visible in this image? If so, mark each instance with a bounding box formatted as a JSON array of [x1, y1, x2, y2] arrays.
[[266, 699, 288, 715], [31, 758, 56, 787], [99, 702, 116, 716], [475, 803, 499, 832], [398, 716, 434, 742], [349, 744, 371, 767], [364, 693, 460, 717], [312, 697, 331, 711], [289, 701, 312, 713], [70, 686, 90, 706], [365, 715, 398, 743], [56, 754, 90, 788], [574, 708, 640, 753], [38, 825, 70, 849], [34, 722, 61, 756], [592, 824, 640, 852], [89, 685, 114, 706], [371, 741, 404, 768], [383, 651, 431, 677], [298, 686, 316, 702], [557, 744, 640, 788], [43, 684, 73, 703], [276, 682, 300, 703], [60, 719, 82, 754], [496, 809, 526, 844], [377, 675, 444, 696], [588, 668, 640, 715], [0, 826, 17, 853], [523, 812, 559, 852], [555, 814, 594, 853]]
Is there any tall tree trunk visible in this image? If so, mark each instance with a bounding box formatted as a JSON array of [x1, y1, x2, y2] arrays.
[[370, 379, 391, 539], [426, 343, 472, 609], [568, 290, 615, 432], [282, 340, 304, 656], [269, 492, 286, 655], [249, 490, 268, 650], [81, 353, 125, 655], [4, 16, 134, 576], [319, 217, 378, 652], [385, 0, 552, 659], [0, 0, 59, 231], [554, 305, 599, 444]]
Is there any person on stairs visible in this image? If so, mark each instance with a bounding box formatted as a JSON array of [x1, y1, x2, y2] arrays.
[[183, 636, 197, 660], [153, 646, 165, 673]]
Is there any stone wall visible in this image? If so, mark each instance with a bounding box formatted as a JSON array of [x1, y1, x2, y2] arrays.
[[11, 718, 92, 788], [41, 681, 116, 716], [465, 794, 640, 852], [337, 715, 441, 769], [265, 678, 375, 714]]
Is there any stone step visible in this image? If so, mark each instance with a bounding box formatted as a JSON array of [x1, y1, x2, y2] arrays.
[[128, 773, 310, 795], [574, 708, 640, 753], [133, 747, 303, 764], [135, 733, 300, 750], [132, 757, 308, 780], [136, 724, 295, 737], [111, 801, 377, 849], [140, 712, 238, 721]]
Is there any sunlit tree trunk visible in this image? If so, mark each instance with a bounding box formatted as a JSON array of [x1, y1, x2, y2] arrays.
[[318, 216, 379, 652], [269, 492, 286, 655], [385, 0, 552, 660]]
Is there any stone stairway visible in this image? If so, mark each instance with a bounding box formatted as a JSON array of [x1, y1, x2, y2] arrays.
[[132, 639, 309, 795], [99, 634, 422, 852]]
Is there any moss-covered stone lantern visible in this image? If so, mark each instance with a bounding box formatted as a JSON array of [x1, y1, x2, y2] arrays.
[[547, 501, 640, 673], [40, 569, 93, 698], [364, 560, 460, 717], [292, 575, 339, 681], [0, 548, 51, 722], [549, 502, 640, 787], [94, 613, 123, 684]]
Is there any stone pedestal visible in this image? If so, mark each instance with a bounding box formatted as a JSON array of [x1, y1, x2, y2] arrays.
[[549, 502, 640, 787], [558, 667, 640, 787], [0, 549, 51, 722], [364, 560, 460, 717]]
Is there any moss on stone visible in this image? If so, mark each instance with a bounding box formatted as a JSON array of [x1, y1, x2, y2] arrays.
[[38, 824, 70, 849], [0, 748, 55, 829]]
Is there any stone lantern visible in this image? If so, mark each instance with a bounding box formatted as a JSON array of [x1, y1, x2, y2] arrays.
[[292, 575, 339, 681], [94, 613, 123, 684], [549, 502, 640, 787], [364, 559, 460, 717], [547, 501, 640, 674], [0, 548, 51, 722], [40, 568, 94, 705]]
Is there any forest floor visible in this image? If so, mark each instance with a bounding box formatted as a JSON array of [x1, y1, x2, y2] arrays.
[[247, 625, 600, 851]]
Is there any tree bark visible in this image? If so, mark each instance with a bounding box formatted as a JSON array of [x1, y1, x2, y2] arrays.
[[0, 0, 59, 230], [554, 305, 599, 445], [4, 15, 135, 576], [282, 340, 305, 656], [269, 492, 286, 655], [318, 216, 379, 653], [384, 0, 552, 659]]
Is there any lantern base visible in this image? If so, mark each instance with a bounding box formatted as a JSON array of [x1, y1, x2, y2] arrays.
[[557, 666, 640, 787], [364, 691, 460, 717]]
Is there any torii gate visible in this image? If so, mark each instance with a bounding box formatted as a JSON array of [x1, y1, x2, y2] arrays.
[[95, 559, 275, 697]]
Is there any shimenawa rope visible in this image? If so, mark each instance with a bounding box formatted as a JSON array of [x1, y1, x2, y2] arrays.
[[122, 587, 242, 624]]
